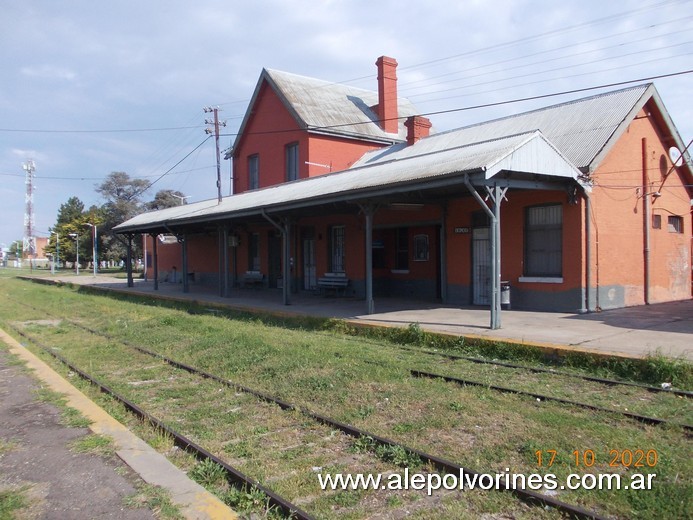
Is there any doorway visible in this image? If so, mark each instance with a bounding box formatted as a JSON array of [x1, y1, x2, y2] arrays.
[[302, 228, 317, 290], [472, 226, 490, 305]]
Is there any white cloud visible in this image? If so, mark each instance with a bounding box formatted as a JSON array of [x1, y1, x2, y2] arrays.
[[0, 0, 690, 246]]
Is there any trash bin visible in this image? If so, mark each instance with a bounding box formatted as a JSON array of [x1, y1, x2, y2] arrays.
[[501, 281, 511, 310]]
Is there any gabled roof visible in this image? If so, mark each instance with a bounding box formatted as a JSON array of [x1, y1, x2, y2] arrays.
[[116, 130, 581, 233], [231, 68, 420, 154], [356, 84, 691, 177]]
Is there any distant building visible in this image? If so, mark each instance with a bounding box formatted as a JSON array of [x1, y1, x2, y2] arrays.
[[117, 56, 692, 319]]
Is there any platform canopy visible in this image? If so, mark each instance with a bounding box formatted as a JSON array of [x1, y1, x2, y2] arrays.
[[116, 130, 583, 235]]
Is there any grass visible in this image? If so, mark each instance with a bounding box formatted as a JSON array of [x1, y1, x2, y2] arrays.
[[0, 276, 690, 519], [70, 434, 115, 456], [33, 386, 92, 428], [0, 439, 19, 456], [123, 483, 184, 519], [0, 488, 29, 519]]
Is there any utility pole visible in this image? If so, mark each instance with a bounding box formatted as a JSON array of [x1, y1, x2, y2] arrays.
[[204, 106, 226, 204], [22, 160, 36, 266]]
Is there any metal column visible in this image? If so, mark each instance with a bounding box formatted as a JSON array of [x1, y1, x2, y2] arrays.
[[222, 226, 230, 298], [126, 234, 134, 288], [364, 205, 375, 315], [439, 203, 448, 303], [152, 234, 159, 291], [262, 210, 290, 305], [181, 235, 189, 293], [282, 220, 291, 306], [491, 185, 502, 329], [463, 176, 505, 330]]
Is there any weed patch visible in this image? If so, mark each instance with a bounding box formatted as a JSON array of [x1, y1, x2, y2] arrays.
[[0, 488, 29, 518]]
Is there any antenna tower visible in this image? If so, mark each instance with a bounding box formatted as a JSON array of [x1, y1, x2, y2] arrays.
[[23, 159, 36, 257]]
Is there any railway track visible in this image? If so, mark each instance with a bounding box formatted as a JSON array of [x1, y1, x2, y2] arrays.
[[185, 305, 692, 397], [3, 290, 689, 519], [7, 324, 314, 519], [410, 370, 692, 431], [4, 314, 609, 519], [394, 344, 692, 398]]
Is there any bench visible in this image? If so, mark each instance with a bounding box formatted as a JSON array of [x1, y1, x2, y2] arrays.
[[241, 271, 264, 288], [317, 273, 349, 296]]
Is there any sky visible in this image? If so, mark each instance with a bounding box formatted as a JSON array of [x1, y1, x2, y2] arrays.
[[1, 0, 691, 250]]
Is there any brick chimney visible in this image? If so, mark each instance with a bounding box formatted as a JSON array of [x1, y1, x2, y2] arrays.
[[375, 56, 398, 134], [405, 115, 432, 145]]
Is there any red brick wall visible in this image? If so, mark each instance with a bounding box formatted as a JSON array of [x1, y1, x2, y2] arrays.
[[589, 106, 691, 306]]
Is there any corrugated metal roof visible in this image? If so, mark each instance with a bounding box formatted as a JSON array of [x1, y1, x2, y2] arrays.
[[116, 131, 581, 232], [355, 84, 652, 171], [264, 69, 421, 142]]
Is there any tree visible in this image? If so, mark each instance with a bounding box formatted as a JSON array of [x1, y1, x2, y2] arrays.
[[45, 196, 90, 266], [145, 189, 187, 211], [96, 172, 149, 223], [56, 197, 85, 226], [96, 172, 149, 263]]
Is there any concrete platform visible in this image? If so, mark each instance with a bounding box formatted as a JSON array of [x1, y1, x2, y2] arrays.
[[0, 327, 237, 520], [21, 273, 693, 361]]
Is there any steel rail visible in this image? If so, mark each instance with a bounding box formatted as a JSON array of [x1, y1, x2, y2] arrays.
[[11, 293, 691, 397], [7, 325, 313, 520], [411, 369, 692, 432], [58, 320, 609, 520], [184, 304, 691, 397], [393, 344, 692, 397]]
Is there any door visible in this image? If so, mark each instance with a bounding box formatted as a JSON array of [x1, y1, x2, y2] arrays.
[[472, 227, 490, 305], [303, 237, 316, 290]]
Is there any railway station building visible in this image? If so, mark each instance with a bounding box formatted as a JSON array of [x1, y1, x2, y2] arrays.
[[115, 56, 692, 328]]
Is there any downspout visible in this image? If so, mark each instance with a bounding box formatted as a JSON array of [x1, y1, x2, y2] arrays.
[[582, 190, 591, 313], [642, 138, 651, 305]]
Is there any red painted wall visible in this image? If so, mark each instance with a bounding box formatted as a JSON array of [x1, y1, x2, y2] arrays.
[[233, 81, 391, 194]]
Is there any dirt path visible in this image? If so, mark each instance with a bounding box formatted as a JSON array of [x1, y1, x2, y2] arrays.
[[0, 347, 156, 519]]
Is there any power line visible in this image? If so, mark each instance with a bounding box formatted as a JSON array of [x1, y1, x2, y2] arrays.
[[216, 69, 693, 138], [212, 0, 689, 106], [399, 0, 689, 73], [410, 51, 692, 104], [399, 24, 693, 94], [131, 136, 211, 199], [0, 165, 216, 181], [0, 125, 203, 134]]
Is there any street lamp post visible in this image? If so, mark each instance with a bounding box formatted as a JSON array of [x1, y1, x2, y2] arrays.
[[85, 223, 97, 277], [13, 240, 22, 268], [69, 233, 79, 275], [50, 232, 60, 274], [54, 232, 60, 272]]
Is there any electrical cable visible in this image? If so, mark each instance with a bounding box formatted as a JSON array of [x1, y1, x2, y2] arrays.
[[399, 22, 693, 93], [216, 69, 693, 137]]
